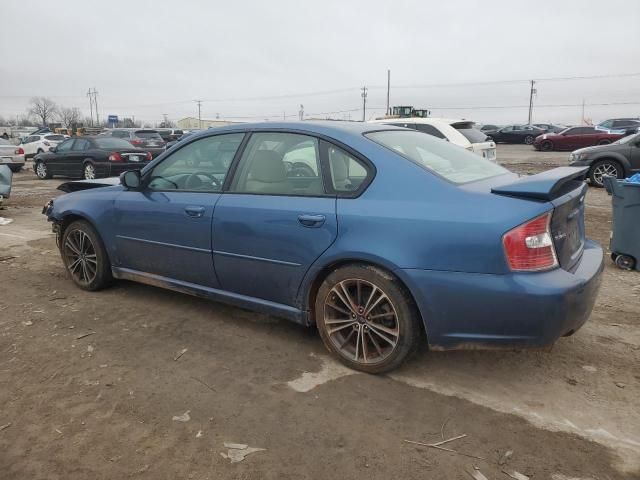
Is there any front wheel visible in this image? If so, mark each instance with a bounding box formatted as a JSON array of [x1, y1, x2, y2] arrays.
[[61, 220, 112, 291], [524, 135, 535, 145], [540, 140, 553, 151], [315, 264, 422, 373], [589, 159, 622, 187], [83, 162, 96, 179], [614, 254, 636, 271]]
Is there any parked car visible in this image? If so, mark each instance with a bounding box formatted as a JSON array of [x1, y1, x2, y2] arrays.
[[569, 131, 640, 187], [534, 123, 566, 134], [42, 122, 603, 373], [0, 165, 12, 201], [19, 133, 66, 158], [166, 131, 195, 149], [533, 126, 623, 152], [483, 124, 545, 144], [0, 138, 25, 172], [370, 118, 497, 161], [480, 124, 500, 132], [595, 118, 640, 133], [156, 128, 184, 143], [104, 129, 166, 158], [33, 136, 152, 180]]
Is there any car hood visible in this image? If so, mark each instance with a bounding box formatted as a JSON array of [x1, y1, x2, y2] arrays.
[[57, 176, 121, 193], [572, 142, 623, 156]]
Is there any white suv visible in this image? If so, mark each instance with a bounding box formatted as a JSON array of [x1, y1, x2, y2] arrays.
[[370, 118, 497, 162], [19, 133, 67, 158]]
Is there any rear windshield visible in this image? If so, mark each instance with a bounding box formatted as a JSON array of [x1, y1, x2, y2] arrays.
[[95, 138, 137, 149], [366, 130, 508, 184], [45, 134, 65, 141], [452, 125, 489, 143], [135, 130, 162, 139]]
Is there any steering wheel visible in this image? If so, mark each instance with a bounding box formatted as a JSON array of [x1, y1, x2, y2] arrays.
[[288, 161, 316, 177], [185, 171, 222, 190]]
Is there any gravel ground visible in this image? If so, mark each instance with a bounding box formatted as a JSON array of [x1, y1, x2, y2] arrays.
[[0, 146, 638, 479]]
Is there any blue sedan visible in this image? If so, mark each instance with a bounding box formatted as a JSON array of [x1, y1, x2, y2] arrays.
[[43, 121, 603, 373]]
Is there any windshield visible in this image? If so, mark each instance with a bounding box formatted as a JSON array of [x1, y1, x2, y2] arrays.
[[453, 125, 489, 143], [366, 130, 508, 184], [95, 138, 138, 149], [615, 132, 640, 145]]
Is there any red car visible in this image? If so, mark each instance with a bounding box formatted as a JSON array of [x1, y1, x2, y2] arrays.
[[533, 126, 623, 151]]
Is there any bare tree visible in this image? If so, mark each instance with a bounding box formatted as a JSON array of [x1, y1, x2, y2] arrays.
[[28, 97, 57, 126], [58, 107, 82, 128]]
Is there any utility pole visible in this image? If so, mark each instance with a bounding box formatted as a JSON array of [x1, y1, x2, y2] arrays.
[[361, 86, 368, 122], [527, 80, 536, 125], [87, 89, 94, 126], [162, 113, 168, 126], [386, 70, 391, 115], [93, 88, 100, 126], [194, 100, 202, 129], [581, 98, 585, 125]]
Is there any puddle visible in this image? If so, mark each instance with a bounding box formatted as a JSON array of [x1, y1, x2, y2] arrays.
[[287, 355, 357, 392]]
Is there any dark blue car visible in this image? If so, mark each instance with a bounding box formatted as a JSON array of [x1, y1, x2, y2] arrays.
[[43, 121, 603, 373]]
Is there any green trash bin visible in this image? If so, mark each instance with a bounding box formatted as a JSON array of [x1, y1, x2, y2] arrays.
[[603, 176, 640, 271]]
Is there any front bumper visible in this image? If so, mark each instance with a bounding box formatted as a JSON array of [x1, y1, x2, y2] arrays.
[[397, 240, 604, 350]]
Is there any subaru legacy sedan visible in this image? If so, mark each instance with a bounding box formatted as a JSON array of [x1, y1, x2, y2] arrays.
[[43, 122, 603, 373]]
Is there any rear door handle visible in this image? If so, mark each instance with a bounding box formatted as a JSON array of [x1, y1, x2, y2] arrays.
[[184, 206, 205, 218], [298, 214, 325, 228]]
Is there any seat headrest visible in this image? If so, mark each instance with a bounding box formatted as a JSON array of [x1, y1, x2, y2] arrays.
[[330, 155, 348, 182], [250, 150, 286, 183]]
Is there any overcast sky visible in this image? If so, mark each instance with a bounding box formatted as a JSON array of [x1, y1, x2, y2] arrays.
[[1, 0, 639, 126]]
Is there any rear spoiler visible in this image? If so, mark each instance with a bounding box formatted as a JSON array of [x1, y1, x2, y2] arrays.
[[57, 177, 120, 193], [491, 166, 588, 201]]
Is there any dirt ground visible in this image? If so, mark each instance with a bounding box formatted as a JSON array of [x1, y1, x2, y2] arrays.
[[1, 146, 638, 480]]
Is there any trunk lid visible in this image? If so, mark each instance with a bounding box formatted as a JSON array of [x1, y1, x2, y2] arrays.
[[492, 166, 589, 271]]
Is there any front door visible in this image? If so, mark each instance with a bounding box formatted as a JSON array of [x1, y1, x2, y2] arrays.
[[113, 132, 245, 288], [213, 132, 338, 307], [46, 138, 75, 175]]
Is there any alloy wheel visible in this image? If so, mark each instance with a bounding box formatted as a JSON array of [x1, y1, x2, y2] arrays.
[[524, 135, 534, 145], [592, 163, 618, 186], [36, 162, 47, 178], [63, 229, 98, 286], [84, 164, 96, 179], [323, 279, 399, 365]]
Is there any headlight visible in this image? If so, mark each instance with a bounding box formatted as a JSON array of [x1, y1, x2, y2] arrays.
[[569, 153, 584, 163]]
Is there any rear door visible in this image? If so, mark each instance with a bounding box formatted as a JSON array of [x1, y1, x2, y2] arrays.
[[212, 131, 337, 307]]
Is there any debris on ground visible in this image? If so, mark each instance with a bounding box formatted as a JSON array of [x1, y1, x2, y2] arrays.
[[0, 423, 11, 432], [75, 332, 95, 340], [173, 348, 188, 361], [498, 449, 513, 465], [22, 320, 33, 326], [87, 345, 94, 353], [171, 411, 191, 422], [468, 469, 489, 480], [503, 470, 530, 480], [220, 442, 266, 463], [0, 255, 16, 262], [614, 382, 626, 389], [405, 433, 485, 460], [196, 430, 203, 438], [0, 217, 13, 225]]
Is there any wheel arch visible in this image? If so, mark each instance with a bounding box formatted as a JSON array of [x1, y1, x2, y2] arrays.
[[590, 154, 630, 176], [302, 256, 428, 340]]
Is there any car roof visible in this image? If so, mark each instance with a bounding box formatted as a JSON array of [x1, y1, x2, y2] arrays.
[[370, 117, 471, 126]]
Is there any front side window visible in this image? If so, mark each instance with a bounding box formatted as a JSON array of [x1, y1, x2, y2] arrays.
[[72, 139, 90, 151], [599, 120, 613, 128], [327, 145, 368, 193], [230, 132, 324, 196], [366, 130, 508, 184], [56, 139, 74, 152], [148, 133, 243, 192]]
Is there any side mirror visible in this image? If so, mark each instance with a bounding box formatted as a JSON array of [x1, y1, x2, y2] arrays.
[[49, 146, 57, 152], [120, 170, 141, 189]]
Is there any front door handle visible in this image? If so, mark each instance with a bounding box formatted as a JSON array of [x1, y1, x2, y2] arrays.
[[298, 214, 325, 228], [184, 206, 205, 218]]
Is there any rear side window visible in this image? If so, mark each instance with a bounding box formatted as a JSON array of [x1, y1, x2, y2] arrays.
[[71, 139, 90, 151], [414, 123, 447, 139], [327, 144, 368, 193], [453, 126, 488, 143], [366, 130, 508, 184], [112, 130, 129, 138], [45, 134, 65, 141]]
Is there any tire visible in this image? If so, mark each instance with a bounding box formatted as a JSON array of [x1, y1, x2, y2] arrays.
[[540, 140, 553, 151], [37, 148, 44, 154], [83, 162, 96, 180], [315, 263, 422, 374], [614, 254, 636, 271], [589, 159, 622, 187], [524, 135, 535, 145], [60, 220, 112, 291], [35, 161, 51, 179], [8, 165, 22, 173]]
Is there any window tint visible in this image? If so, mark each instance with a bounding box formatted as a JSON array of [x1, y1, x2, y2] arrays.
[[599, 120, 613, 128], [94, 138, 136, 150], [563, 128, 579, 135], [112, 130, 129, 138], [135, 130, 162, 139], [45, 134, 65, 141], [366, 130, 508, 184], [578, 127, 596, 134], [71, 139, 90, 151], [454, 127, 488, 143], [327, 145, 368, 193], [148, 133, 243, 192], [230, 132, 324, 196], [414, 123, 447, 139], [57, 139, 74, 152]]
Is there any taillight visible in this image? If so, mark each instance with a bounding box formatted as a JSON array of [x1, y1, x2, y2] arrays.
[[108, 152, 123, 162], [15, 147, 24, 155], [130, 139, 143, 145], [145, 152, 152, 161], [502, 212, 558, 271]]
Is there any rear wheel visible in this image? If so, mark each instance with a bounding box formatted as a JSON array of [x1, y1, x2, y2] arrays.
[[60, 220, 112, 291], [315, 264, 422, 373], [589, 159, 622, 187], [524, 135, 535, 145], [35, 161, 51, 179], [614, 254, 636, 271], [540, 140, 553, 151], [83, 162, 96, 180]]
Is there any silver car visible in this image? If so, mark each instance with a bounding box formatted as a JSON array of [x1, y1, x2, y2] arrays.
[[0, 138, 25, 172]]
